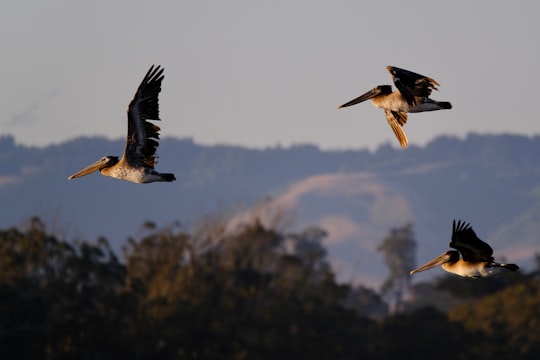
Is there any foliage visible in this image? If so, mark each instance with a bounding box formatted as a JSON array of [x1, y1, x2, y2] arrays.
[[1, 218, 540, 359], [377, 222, 416, 310], [375, 307, 478, 360], [342, 285, 388, 318], [449, 281, 540, 360], [434, 269, 527, 298], [0, 217, 129, 359]]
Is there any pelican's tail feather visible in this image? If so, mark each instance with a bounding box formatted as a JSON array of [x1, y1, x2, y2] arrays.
[[500, 263, 519, 271], [437, 101, 452, 110], [160, 173, 176, 182]]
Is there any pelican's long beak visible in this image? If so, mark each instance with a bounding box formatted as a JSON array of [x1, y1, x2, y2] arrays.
[[338, 87, 380, 109], [409, 253, 451, 275], [68, 158, 107, 180]]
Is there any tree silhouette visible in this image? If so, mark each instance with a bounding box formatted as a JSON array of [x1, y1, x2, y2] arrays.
[[377, 223, 416, 313], [449, 281, 540, 360], [3, 217, 540, 359], [0, 217, 130, 359]]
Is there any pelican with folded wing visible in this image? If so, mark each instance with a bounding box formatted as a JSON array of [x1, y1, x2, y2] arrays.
[[339, 66, 452, 148], [410, 220, 519, 278], [68, 65, 176, 184]]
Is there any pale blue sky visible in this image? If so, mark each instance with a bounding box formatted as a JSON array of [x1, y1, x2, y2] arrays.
[[2, 0, 539, 150]]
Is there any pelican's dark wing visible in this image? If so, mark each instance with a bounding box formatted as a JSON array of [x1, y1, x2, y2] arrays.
[[386, 66, 440, 107], [122, 65, 165, 168], [384, 110, 408, 148], [450, 220, 494, 262]]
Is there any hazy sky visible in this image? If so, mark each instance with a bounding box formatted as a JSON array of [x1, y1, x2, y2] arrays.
[[2, 1, 540, 150]]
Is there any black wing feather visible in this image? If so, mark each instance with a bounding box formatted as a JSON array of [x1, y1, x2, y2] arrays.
[[450, 220, 494, 262], [386, 66, 440, 107], [123, 65, 165, 168]]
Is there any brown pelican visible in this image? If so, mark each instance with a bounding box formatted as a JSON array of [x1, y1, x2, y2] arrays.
[[338, 66, 452, 148], [410, 220, 519, 277], [68, 65, 176, 184]]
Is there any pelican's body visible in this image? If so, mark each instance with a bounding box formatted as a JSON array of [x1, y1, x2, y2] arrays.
[[339, 66, 452, 148], [410, 220, 519, 278], [68, 65, 175, 184]]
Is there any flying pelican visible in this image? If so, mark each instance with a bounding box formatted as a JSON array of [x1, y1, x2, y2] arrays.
[[338, 66, 452, 148], [68, 65, 176, 184], [410, 220, 519, 278]]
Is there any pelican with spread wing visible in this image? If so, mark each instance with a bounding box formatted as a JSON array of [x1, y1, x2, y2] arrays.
[[410, 220, 519, 278], [339, 66, 452, 148], [68, 65, 176, 184]]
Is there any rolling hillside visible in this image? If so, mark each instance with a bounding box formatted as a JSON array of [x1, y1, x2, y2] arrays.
[[1, 133, 539, 287]]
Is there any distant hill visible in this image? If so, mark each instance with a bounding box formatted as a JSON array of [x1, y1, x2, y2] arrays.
[[1, 133, 540, 287]]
